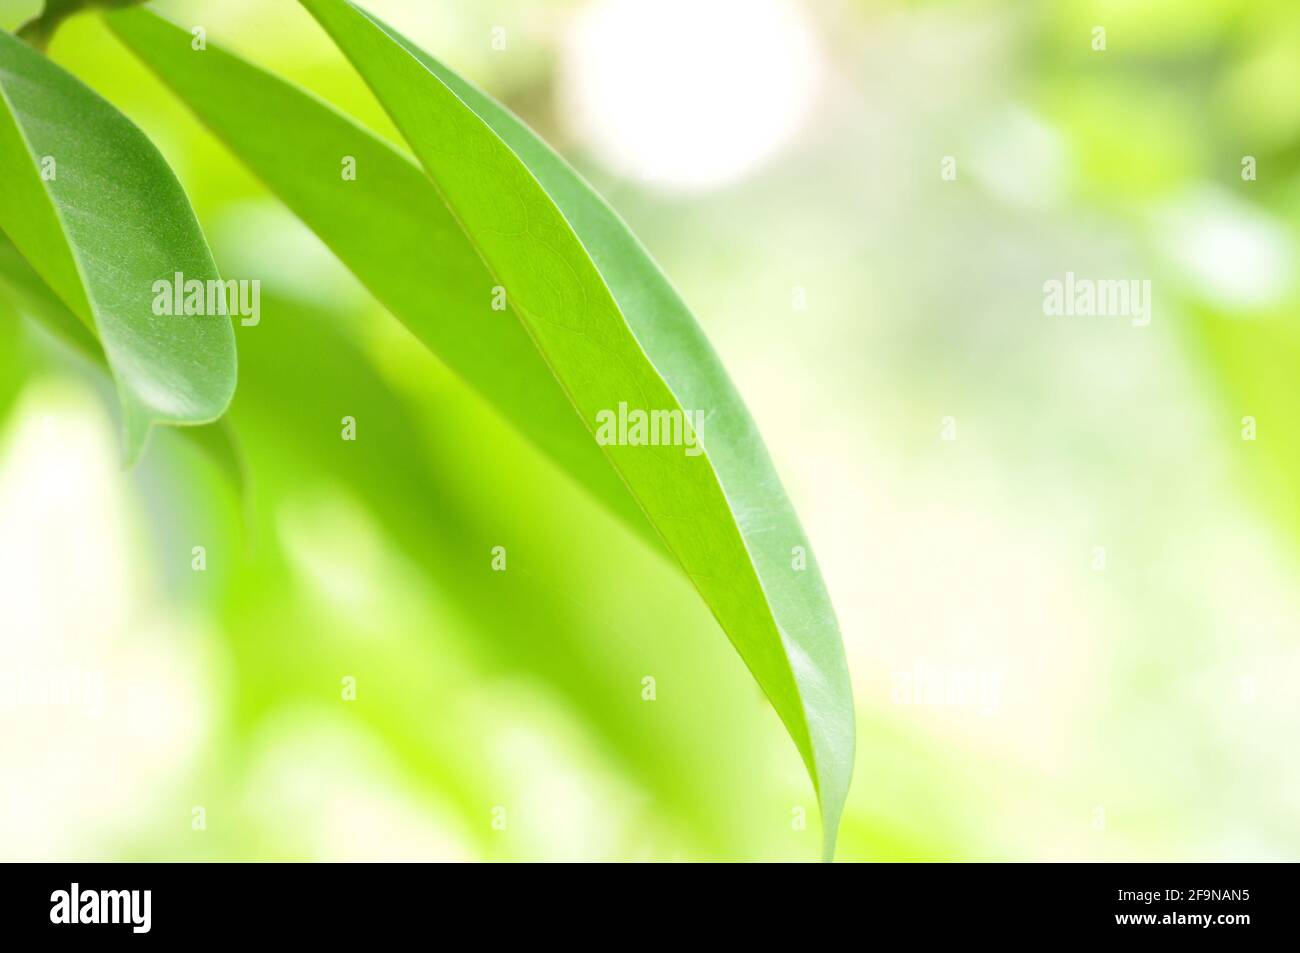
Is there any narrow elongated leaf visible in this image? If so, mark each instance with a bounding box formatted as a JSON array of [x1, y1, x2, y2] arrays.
[[386, 28, 861, 854], [105, 8, 654, 546], [299, 0, 855, 855], [0, 28, 235, 459]]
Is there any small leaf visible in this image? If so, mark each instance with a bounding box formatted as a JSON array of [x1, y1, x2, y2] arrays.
[[0, 28, 236, 461], [299, 0, 855, 856], [0, 231, 247, 499]]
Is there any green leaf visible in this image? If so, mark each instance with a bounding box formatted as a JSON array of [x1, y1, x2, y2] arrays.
[[298, 0, 855, 856], [105, 7, 654, 547], [0, 230, 247, 499], [0, 28, 235, 461], [108, 1, 854, 855]]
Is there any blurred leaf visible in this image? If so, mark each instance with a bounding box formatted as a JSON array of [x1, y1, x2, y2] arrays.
[[0, 229, 101, 360], [0, 274, 30, 422], [299, 0, 855, 857], [221, 289, 752, 856], [1190, 306, 1300, 540], [0, 28, 236, 461]]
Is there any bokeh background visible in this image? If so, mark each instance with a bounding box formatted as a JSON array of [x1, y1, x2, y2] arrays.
[[1, 0, 1298, 861]]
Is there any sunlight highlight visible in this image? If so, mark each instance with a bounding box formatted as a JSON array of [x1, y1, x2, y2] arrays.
[[558, 0, 823, 192]]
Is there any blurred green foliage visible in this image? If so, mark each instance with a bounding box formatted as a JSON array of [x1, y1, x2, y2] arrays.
[[0, 0, 1296, 861]]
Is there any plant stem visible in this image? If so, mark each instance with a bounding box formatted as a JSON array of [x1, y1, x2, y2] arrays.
[[16, 14, 60, 51]]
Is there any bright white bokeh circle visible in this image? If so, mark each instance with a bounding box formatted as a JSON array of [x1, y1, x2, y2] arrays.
[[558, 0, 824, 192]]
